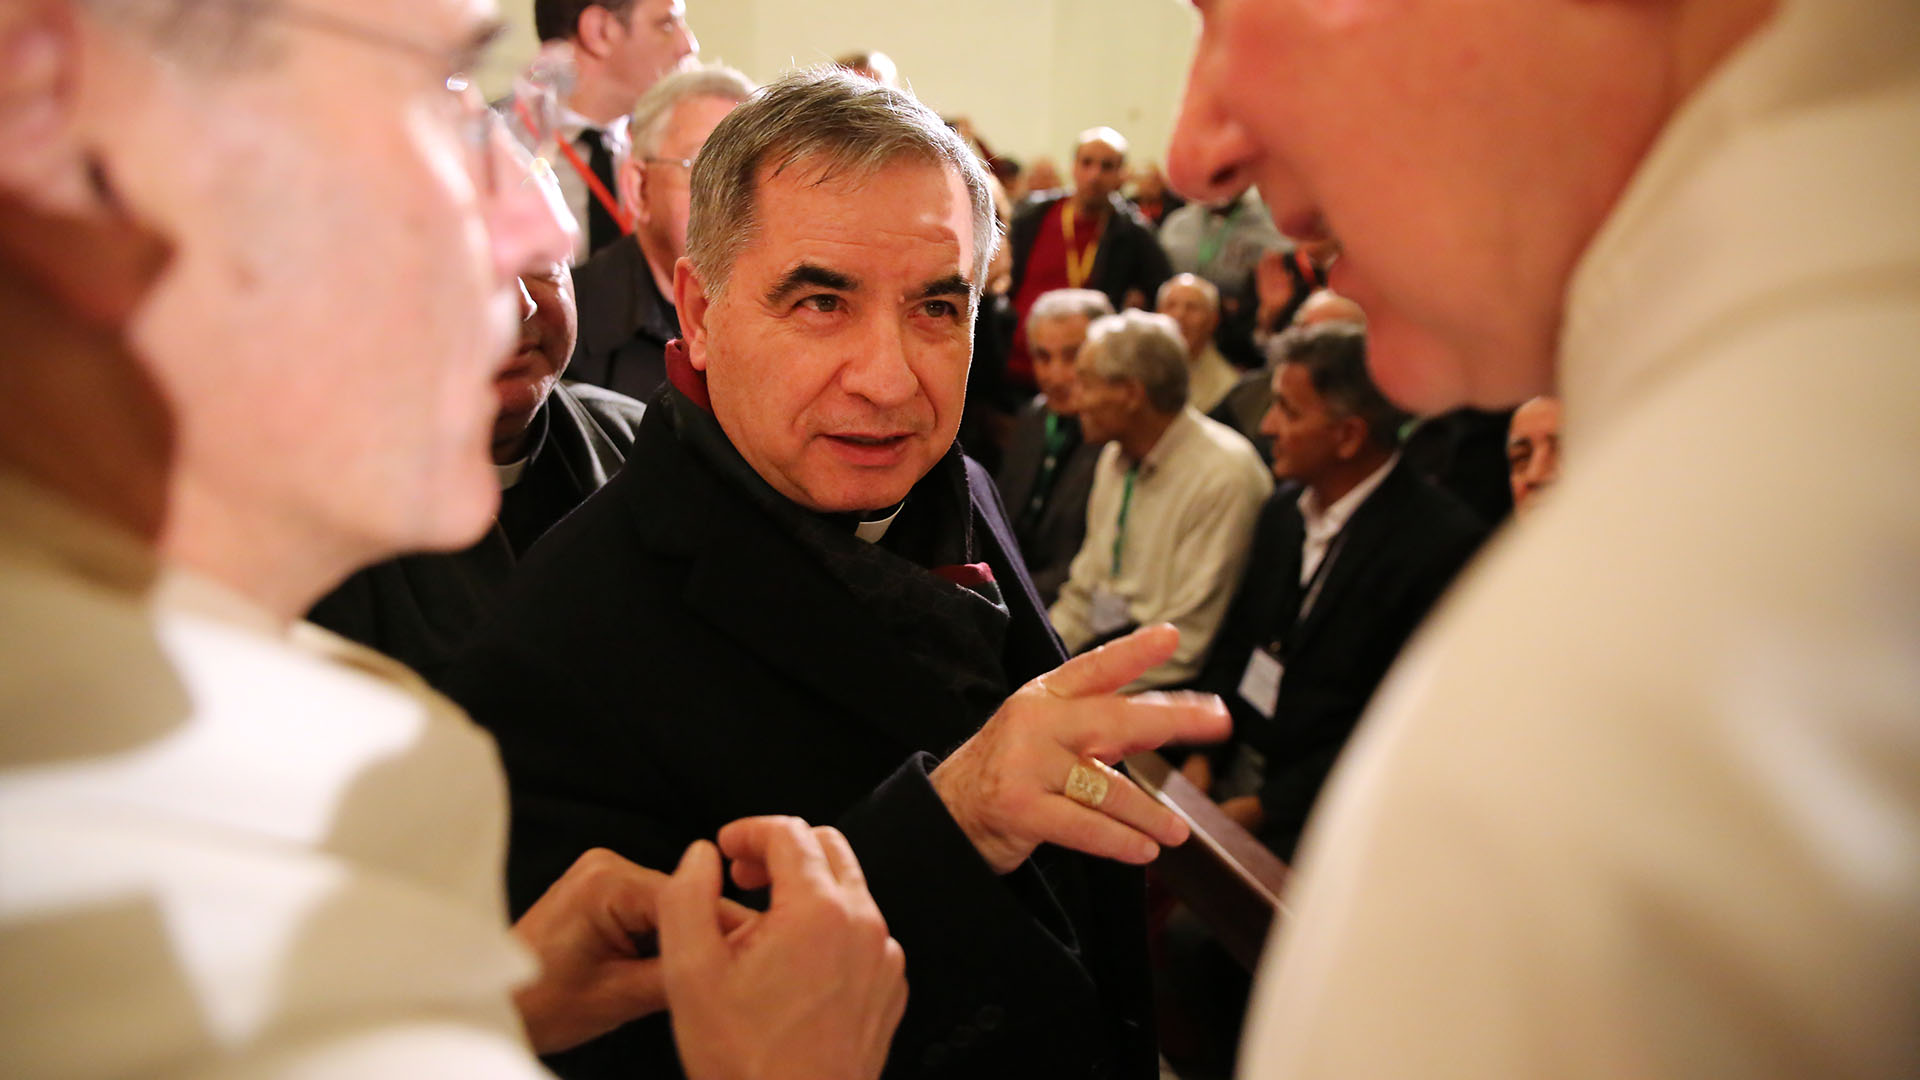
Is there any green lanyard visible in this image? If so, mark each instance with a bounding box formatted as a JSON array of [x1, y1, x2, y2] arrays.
[[1195, 202, 1243, 276], [1110, 466, 1138, 578]]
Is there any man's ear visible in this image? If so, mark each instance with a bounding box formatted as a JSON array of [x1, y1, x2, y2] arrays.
[[0, 0, 95, 215], [673, 257, 713, 371], [1333, 413, 1371, 460], [572, 4, 622, 61], [617, 157, 647, 224]]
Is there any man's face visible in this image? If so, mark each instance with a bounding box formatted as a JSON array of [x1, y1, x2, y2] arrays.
[[493, 262, 579, 460], [1029, 313, 1092, 415], [1157, 278, 1219, 358], [1072, 138, 1126, 212], [105, 0, 571, 560], [1168, 0, 1672, 412], [630, 93, 737, 271], [602, 0, 698, 97], [682, 158, 977, 513], [1260, 362, 1344, 486], [1070, 343, 1135, 447], [1507, 394, 1563, 514]]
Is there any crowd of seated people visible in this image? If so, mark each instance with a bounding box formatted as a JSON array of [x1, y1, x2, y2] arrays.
[[10, 1, 1897, 1079]]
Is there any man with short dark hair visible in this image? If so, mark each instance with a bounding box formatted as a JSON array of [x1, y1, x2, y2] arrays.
[[448, 69, 1229, 1079], [1049, 311, 1272, 690], [568, 64, 752, 401], [995, 287, 1113, 606], [1189, 322, 1485, 859], [1004, 127, 1171, 391], [527, 0, 698, 262], [1170, 0, 1920, 1074]]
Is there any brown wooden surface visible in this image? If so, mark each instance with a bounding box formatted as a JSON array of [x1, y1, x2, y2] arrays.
[[1127, 751, 1290, 971]]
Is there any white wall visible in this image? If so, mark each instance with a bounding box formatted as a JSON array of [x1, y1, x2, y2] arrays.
[[482, 0, 1200, 173]]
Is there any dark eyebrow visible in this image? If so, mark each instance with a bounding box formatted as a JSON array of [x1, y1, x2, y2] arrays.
[[913, 273, 974, 301], [766, 263, 858, 306]]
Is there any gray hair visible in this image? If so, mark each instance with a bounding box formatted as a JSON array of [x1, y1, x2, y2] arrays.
[[629, 65, 756, 158], [1083, 310, 1189, 415], [1268, 321, 1410, 450], [1156, 272, 1219, 313], [1025, 288, 1114, 338], [685, 67, 1001, 300]]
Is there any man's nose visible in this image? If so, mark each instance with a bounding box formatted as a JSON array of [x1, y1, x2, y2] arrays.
[[676, 20, 699, 62], [484, 128, 574, 286], [839, 317, 921, 408], [1166, 65, 1257, 204]]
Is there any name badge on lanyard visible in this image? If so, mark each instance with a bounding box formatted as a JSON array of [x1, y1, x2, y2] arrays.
[[1090, 588, 1132, 638], [1238, 646, 1284, 719]]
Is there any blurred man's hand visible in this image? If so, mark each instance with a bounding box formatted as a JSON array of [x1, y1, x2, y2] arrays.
[[659, 817, 907, 1080]]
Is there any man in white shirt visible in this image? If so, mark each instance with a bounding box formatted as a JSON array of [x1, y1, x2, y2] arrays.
[[1050, 311, 1272, 689], [1168, 0, 1920, 1075], [530, 0, 699, 262], [0, 1, 905, 1076]]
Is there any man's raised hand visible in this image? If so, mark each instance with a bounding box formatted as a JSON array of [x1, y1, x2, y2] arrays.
[[929, 624, 1231, 874]]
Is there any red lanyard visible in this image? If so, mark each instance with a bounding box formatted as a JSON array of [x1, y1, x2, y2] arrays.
[[515, 99, 632, 236]]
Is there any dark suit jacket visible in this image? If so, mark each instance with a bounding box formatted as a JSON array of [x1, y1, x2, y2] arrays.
[[993, 398, 1102, 607], [567, 237, 679, 402], [1008, 191, 1172, 314], [306, 382, 645, 686], [1194, 460, 1487, 858], [445, 397, 1155, 1080]]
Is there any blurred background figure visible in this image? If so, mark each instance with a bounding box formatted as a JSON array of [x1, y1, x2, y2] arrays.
[[1506, 395, 1563, 515], [1157, 273, 1238, 415]]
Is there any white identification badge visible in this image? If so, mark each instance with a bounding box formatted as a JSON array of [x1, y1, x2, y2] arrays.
[[1238, 649, 1284, 719], [1089, 588, 1132, 638]]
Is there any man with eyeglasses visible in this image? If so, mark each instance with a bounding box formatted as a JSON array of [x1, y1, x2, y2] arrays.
[[569, 64, 752, 402], [0, 2, 903, 1077]]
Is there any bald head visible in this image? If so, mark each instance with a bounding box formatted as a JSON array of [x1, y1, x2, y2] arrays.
[[1292, 288, 1366, 329], [1071, 127, 1129, 216]]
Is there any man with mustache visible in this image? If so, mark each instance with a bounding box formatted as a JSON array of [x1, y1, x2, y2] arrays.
[[1167, 0, 1920, 1075], [448, 68, 1229, 1079]]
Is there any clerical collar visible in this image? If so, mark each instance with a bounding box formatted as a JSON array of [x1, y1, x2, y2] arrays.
[[494, 456, 528, 491], [833, 500, 906, 544]]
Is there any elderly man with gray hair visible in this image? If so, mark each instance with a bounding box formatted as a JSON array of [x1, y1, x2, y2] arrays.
[[569, 64, 754, 401], [995, 287, 1114, 605], [447, 68, 1230, 1079], [1050, 311, 1272, 690]]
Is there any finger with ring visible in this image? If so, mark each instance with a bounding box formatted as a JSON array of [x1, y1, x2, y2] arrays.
[[1063, 758, 1115, 808]]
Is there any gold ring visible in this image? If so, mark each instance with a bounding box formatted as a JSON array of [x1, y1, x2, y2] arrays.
[[1063, 759, 1111, 809]]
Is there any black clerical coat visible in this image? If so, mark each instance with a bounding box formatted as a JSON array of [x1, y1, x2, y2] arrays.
[[566, 237, 680, 402], [1194, 460, 1487, 858], [445, 391, 1156, 1080]]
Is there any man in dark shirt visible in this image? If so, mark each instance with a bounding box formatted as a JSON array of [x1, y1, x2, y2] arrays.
[[994, 287, 1112, 605], [567, 65, 751, 401], [449, 70, 1228, 1079], [1191, 323, 1486, 858]]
